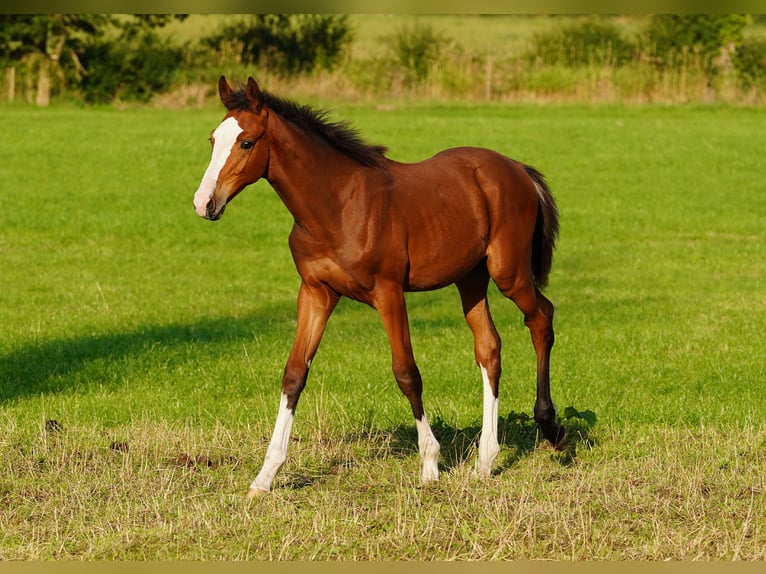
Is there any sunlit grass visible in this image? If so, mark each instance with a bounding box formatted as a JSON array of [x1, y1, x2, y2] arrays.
[[1, 102, 764, 558], [1, 416, 763, 559]]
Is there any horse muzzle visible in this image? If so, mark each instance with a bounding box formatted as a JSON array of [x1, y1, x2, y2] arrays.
[[205, 198, 226, 220], [193, 192, 226, 221]]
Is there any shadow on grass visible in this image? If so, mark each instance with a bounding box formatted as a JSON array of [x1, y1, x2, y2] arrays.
[[333, 408, 598, 483], [0, 310, 292, 403], [432, 408, 597, 472], [278, 408, 598, 490]]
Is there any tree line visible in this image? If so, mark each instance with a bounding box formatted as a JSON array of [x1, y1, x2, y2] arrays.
[[2, 15, 764, 106]]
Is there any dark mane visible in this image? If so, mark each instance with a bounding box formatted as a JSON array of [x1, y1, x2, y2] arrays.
[[223, 87, 388, 168]]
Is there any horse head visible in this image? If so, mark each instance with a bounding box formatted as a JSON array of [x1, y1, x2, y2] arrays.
[[193, 76, 270, 220]]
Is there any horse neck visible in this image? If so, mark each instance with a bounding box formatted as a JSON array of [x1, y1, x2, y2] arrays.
[[264, 112, 359, 232]]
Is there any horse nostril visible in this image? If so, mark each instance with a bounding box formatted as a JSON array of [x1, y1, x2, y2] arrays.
[[205, 198, 225, 220]]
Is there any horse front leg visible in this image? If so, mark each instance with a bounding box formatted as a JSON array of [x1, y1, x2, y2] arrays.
[[247, 281, 339, 497], [375, 285, 440, 484]]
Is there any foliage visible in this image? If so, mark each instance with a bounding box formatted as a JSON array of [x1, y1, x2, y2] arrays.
[[2, 14, 766, 107], [642, 14, 750, 72], [528, 17, 635, 67], [0, 14, 110, 105], [0, 14, 185, 105], [734, 35, 766, 89], [389, 21, 449, 82], [78, 29, 183, 104], [516, 15, 764, 101], [201, 15, 352, 74], [527, 14, 752, 74], [0, 14, 107, 62]]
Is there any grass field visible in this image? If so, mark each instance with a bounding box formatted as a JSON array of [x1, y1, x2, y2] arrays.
[[1, 99, 764, 559]]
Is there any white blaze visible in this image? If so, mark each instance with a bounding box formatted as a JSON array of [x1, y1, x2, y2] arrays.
[[194, 116, 243, 217]]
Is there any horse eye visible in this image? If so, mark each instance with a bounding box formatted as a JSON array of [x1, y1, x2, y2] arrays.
[[240, 140, 254, 150]]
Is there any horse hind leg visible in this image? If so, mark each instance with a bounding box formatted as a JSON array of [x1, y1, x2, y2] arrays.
[[456, 266, 503, 476], [523, 287, 567, 449], [489, 259, 566, 450]]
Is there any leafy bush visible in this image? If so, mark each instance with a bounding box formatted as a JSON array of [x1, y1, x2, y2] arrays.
[[734, 36, 766, 89], [78, 30, 182, 104], [389, 21, 449, 82], [201, 15, 352, 74], [528, 17, 635, 68], [642, 14, 749, 73]]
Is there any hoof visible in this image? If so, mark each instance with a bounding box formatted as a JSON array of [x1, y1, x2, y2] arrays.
[[420, 471, 439, 485], [538, 420, 567, 451], [553, 427, 568, 451], [246, 487, 269, 499], [476, 465, 493, 478]]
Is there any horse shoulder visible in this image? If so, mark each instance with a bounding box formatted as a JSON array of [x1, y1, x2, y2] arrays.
[[287, 218, 384, 304]]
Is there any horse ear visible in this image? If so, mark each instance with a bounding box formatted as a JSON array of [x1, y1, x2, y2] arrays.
[[245, 77, 263, 112], [218, 76, 233, 107]]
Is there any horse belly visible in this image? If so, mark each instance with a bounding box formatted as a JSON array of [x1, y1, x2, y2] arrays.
[[404, 215, 487, 291], [396, 175, 490, 291], [405, 246, 484, 291]]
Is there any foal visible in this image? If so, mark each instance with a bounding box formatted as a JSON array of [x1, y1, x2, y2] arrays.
[[193, 77, 566, 496]]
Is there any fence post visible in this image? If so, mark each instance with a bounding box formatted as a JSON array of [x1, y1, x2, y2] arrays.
[[485, 55, 493, 101], [36, 59, 50, 107], [6, 67, 14, 102]]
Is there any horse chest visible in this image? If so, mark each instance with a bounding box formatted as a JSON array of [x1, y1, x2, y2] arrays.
[[289, 233, 378, 302]]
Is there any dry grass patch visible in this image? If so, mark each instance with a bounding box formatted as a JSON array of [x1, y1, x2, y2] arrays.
[[1, 417, 763, 559]]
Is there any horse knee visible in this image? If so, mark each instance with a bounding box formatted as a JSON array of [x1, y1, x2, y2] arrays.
[[393, 364, 422, 396], [474, 334, 501, 376], [524, 300, 555, 351], [527, 317, 554, 351], [281, 363, 308, 408], [392, 361, 424, 418], [538, 293, 554, 319]]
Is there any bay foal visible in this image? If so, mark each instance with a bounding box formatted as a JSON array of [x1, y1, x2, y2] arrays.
[[193, 77, 566, 496]]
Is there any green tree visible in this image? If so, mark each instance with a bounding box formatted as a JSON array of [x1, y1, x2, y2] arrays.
[[78, 27, 184, 104], [528, 16, 634, 68], [0, 14, 186, 105], [644, 14, 750, 73], [202, 15, 352, 74], [390, 21, 448, 82], [0, 15, 108, 105]]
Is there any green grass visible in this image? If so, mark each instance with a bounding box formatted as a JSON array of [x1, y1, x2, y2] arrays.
[[1, 101, 765, 559]]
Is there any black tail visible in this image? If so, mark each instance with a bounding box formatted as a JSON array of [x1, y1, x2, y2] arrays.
[[524, 165, 559, 289]]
